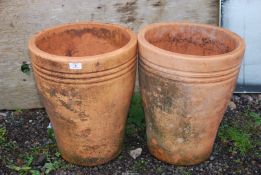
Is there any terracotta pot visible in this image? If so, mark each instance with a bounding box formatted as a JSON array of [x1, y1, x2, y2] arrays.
[[28, 22, 137, 166], [138, 22, 245, 165]]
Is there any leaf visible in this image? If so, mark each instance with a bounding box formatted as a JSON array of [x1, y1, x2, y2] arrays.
[[25, 156, 34, 166], [7, 165, 31, 172], [44, 161, 60, 174], [250, 112, 261, 126], [55, 152, 61, 158], [30, 169, 41, 175]]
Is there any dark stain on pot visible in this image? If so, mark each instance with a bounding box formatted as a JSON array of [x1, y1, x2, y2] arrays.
[[65, 49, 73, 57], [76, 128, 91, 137], [50, 89, 56, 97], [46, 106, 76, 126], [57, 115, 76, 126], [139, 63, 204, 159], [59, 99, 73, 111], [139, 67, 180, 114], [50, 61, 62, 69], [148, 140, 211, 165], [60, 89, 67, 96], [82, 144, 103, 151], [79, 112, 89, 121], [96, 62, 100, 67]]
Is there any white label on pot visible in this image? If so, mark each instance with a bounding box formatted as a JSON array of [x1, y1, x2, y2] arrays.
[[69, 63, 82, 70]]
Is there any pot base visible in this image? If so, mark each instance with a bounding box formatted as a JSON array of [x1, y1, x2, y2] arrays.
[[148, 144, 212, 166], [61, 147, 122, 166]]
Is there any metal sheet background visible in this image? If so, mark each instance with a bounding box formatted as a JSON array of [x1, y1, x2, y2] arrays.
[[221, 0, 261, 93]]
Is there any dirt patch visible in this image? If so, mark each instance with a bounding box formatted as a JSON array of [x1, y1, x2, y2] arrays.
[[0, 94, 260, 174]]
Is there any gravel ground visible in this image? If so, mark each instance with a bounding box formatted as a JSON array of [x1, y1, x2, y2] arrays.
[[0, 94, 260, 175]]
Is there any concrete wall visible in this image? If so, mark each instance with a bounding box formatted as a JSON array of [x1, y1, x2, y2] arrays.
[[0, 0, 219, 109]]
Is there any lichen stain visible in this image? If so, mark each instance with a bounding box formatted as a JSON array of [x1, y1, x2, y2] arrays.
[[139, 65, 207, 164]]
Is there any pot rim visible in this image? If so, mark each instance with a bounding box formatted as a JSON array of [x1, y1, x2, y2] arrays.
[[138, 22, 245, 61], [28, 22, 137, 63]]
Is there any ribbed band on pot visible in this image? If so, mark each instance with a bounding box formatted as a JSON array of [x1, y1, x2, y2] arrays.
[[29, 22, 137, 84], [138, 22, 245, 83]]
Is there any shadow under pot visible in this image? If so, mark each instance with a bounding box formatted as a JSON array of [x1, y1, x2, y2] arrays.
[[28, 22, 137, 166], [138, 22, 245, 165]]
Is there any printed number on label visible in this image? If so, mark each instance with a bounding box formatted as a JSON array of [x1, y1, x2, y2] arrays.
[[69, 63, 82, 70]]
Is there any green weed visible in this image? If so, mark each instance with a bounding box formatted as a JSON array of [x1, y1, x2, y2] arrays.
[[219, 126, 252, 154], [132, 159, 147, 172], [14, 108, 23, 114], [126, 92, 145, 136], [176, 167, 192, 175], [0, 126, 17, 150], [249, 112, 261, 127], [7, 155, 40, 175], [21, 61, 31, 75], [0, 126, 6, 145], [47, 127, 56, 142]]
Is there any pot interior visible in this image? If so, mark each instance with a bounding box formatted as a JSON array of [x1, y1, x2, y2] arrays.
[[144, 24, 238, 56], [35, 24, 130, 57]]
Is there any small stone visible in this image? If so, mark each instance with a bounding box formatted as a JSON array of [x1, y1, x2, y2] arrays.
[[0, 112, 8, 117], [241, 94, 253, 102], [210, 156, 215, 161], [47, 123, 52, 129], [29, 120, 32, 123], [258, 94, 261, 101], [233, 95, 240, 102], [129, 148, 142, 159], [228, 101, 237, 110]]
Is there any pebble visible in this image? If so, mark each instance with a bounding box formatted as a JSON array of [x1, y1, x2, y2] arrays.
[[29, 120, 32, 123], [258, 94, 261, 101], [233, 95, 240, 102], [228, 101, 237, 110], [129, 148, 142, 159], [241, 94, 253, 102], [47, 123, 52, 129], [210, 156, 215, 161], [0, 112, 8, 117]]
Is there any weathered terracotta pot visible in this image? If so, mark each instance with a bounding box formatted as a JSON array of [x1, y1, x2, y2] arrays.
[[29, 22, 137, 166], [138, 22, 245, 165]]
